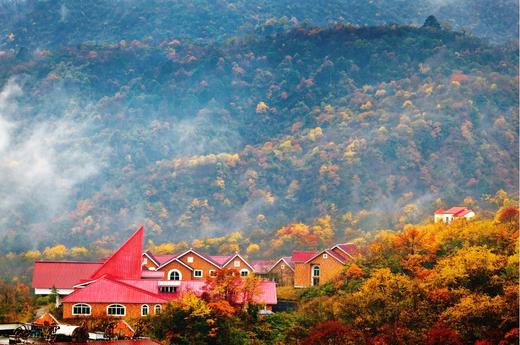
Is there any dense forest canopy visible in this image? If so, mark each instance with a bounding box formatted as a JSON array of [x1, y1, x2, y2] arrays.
[[0, 1, 517, 255]]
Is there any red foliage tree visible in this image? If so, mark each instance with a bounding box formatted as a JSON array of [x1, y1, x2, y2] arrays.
[[426, 327, 463, 345], [499, 328, 519, 345], [302, 320, 366, 345]]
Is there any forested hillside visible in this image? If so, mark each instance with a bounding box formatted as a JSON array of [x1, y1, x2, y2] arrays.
[[0, 16, 517, 252]]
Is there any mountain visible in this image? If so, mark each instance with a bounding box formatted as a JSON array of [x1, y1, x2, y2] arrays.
[[0, 0, 518, 48], [0, 4, 517, 251]]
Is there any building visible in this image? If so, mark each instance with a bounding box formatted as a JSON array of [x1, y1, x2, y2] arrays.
[[434, 207, 475, 223], [293, 243, 357, 288], [267, 257, 294, 287], [32, 227, 277, 320]]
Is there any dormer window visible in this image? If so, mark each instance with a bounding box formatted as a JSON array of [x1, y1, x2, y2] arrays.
[[187, 256, 194, 263]]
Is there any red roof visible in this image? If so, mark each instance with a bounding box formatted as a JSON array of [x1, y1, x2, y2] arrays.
[[291, 251, 317, 262], [62, 276, 167, 304], [153, 254, 176, 265], [208, 255, 232, 266], [256, 281, 277, 305], [335, 243, 358, 256], [32, 261, 102, 289], [144, 251, 176, 266], [446, 207, 472, 216], [435, 207, 472, 216], [326, 250, 347, 263], [90, 227, 144, 280], [234, 281, 277, 305]]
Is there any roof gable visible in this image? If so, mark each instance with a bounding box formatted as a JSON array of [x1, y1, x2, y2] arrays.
[[143, 252, 159, 267], [157, 249, 220, 270], [222, 253, 255, 272], [269, 257, 295, 272], [305, 249, 346, 265], [90, 227, 144, 280]]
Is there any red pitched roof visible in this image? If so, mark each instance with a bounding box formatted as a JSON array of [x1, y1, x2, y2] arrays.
[[154, 254, 176, 265], [62, 276, 167, 304], [32, 261, 102, 289], [291, 251, 317, 262], [445, 207, 472, 216], [435, 207, 473, 217], [234, 281, 277, 305], [335, 243, 358, 256], [256, 281, 277, 305], [90, 227, 144, 280], [208, 255, 232, 266]]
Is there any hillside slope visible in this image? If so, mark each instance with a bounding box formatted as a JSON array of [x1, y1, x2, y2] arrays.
[[1, 23, 517, 249]]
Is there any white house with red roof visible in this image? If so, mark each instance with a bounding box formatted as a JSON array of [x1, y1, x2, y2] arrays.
[[434, 207, 475, 223]]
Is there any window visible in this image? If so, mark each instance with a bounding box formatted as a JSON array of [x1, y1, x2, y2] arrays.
[[142, 257, 148, 264], [107, 304, 126, 316], [155, 305, 161, 315], [312, 265, 320, 286], [168, 269, 182, 281], [141, 305, 149, 316], [323, 254, 328, 259], [194, 270, 203, 278], [240, 269, 249, 277], [234, 260, 240, 267], [187, 256, 194, 263], [312, 265, 320, 277], [160, 286, 177, 293], [72, 303, 91, 316], [209, 270, 217, 277], [280, 264, 285, 270]]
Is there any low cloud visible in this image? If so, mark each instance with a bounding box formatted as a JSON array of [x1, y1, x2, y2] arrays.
[[0, 78, 107, 239]]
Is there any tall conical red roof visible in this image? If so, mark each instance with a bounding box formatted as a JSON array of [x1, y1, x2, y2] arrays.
[[90, 226, 144, 280]]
